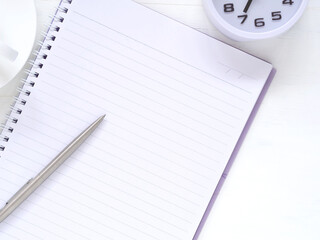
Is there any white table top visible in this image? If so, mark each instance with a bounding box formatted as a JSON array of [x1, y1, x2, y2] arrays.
[[1, 1, 319, 239]]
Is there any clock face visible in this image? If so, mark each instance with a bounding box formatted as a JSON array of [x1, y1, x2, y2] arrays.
[[213, 0, 303, 33]]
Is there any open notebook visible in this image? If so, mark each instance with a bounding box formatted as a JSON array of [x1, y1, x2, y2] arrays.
[[0, 0, 274, 239]]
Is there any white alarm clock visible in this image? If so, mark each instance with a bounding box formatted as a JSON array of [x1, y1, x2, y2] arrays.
[[203, 0, 309, 41]]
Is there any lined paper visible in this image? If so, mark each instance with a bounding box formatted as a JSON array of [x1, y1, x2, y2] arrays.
[[0, 0, 272, 239]]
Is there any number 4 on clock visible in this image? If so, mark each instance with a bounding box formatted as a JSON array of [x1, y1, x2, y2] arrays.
[[283, 0, 294, 5]]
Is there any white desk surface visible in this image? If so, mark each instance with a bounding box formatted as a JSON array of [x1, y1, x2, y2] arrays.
[[1, 1, 319, 239]]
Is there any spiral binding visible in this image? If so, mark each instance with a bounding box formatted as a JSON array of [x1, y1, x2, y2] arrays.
[[0, 0, 72, 155]]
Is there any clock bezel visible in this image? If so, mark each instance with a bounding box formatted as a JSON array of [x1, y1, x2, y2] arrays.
[[203, 0, 309, 41]]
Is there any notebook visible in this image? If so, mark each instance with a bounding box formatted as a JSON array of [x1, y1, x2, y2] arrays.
[[0, 0, 275, 239]]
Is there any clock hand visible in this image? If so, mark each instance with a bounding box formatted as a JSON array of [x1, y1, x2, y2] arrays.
[[243, 0, 253, 13]]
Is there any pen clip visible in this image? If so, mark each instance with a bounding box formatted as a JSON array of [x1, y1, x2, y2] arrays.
[[4, 178, 34, 207]]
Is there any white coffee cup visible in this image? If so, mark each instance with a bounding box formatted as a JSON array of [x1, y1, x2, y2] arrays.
[[0, 0, 36, 88], [0, 41, 18, 62]]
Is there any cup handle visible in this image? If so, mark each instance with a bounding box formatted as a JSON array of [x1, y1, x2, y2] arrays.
[[0, 41, 18, 62]]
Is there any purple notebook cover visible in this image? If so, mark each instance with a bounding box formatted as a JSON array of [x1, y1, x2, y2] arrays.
[[193, 68, 276, 240]]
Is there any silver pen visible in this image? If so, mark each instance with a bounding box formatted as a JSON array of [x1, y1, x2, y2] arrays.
[[0, 114, 106, 223]]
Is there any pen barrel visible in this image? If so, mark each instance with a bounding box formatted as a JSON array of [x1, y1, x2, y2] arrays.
[[0, 178, 36, 222], [0, 135, 81, 222], [0, 144, 76, 223], [0, 115, 105, 223]]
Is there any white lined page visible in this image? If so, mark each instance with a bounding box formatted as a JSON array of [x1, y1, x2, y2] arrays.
[[0, 0, 272, 239]]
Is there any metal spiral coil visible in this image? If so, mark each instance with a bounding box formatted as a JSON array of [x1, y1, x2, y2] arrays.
[[0, 0, 72, 154]]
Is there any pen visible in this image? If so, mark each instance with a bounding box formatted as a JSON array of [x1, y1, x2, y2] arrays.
[[0, 114, 106, 223]]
